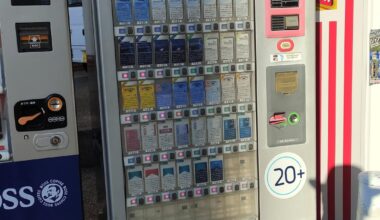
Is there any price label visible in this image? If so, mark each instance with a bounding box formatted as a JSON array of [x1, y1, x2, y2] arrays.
[[264, 153, 307, 199]]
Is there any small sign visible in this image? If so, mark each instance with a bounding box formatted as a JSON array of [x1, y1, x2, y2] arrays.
[[264, 152, 307, 199]]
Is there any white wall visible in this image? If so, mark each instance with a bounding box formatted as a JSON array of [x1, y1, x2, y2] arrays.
[[365, 0, 380, 171]]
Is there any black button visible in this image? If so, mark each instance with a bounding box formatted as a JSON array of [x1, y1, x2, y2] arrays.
[[202, 149, 208, 156], [249, 144, 254, 150], [128, 27, 134, 35], [215, 66, 220, 73], [186, 151, 192, 158], [187, 191, 193, 198], [155, 195, 161, 203], [136, 157, 142, 164], [153, 155, 159, 162], [198, 67, 204, 75], [246, 22, 251, 29], [250, 183, 255, 189], [133, 115, 139, 122], [232, 106, 237, 112], [148, 70, 154, 78], [246, 64, 252, 71], [172, 193, 177, 200], [165, 69, 171, 77], [231, 65, 236, 72], [167, 111, 173, 118], [200, 108, 206, 115], [235, 185, 240, 191], [213, 23, 219, 31], [218, 147, 223, 154], [180, 25, 186, 32], [216, 107, 222, 114], [248, 104, 253, 111], [145, 26, 151, 34], [204, 188, 209, 195], [163, 25, 169, 33], [197, 24, 202, 32], [230, 23, 235, 30], [150, 113, 156, 121], [184, 110, 190, 117], [139, 198, 145, 205], [182, 68, 188, 76], [130, 71, 137, 79], [233, 146, 239, 152], [219, 187, 225, 193], [170, 153, 175, 160]]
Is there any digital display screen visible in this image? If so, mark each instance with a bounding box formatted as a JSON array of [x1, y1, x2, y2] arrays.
[[16, 22, 52, 52], [12, 0, 50, 5]]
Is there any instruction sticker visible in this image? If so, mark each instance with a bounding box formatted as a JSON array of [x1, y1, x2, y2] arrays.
[[191, 117, 207, 147], [173, 78, 188, 108], [139, 80, 156, 111], [144, 165, 160, 193], [123, 124, 141, 153], [171, 35, 186, 66], [219, 0, 233, 20], [154, 35, 170, 66], [127, 166, 144, 195], [151, 0, 167, 23], [189, 76, 205, 106], [134, 0, 150, 23], [168, 0, 184, 22], [205, 76, 221, 105], [188, 34, 203, 65], [141, 122, 158, 152], [221, 74, 236, 104], [177, 159, 192, 189], [235, 0, 249, 19], [155, 78, 173, 110], [186, 0, 201, 22], [161, 162, 177, 191], [207, 115, 222, 145], [204, 33, 219, 64], [223, 114, 237, 142], [236, 73, 251, 102], [220, 32, 235, 63], [203, 0, 217, 21], [210, 156, 224, 183], [158, 121, 174, 150], [120, 81, 139, 112], [115, 0, 132, 23], [270, 53, 302, 63], [136, 36, 153, 66], [236, 32, 250, 62], [238, 113, 252, 140], [194, 158, 209, 185], [175, 119, 190, 148], [119, 37, 135, 68]]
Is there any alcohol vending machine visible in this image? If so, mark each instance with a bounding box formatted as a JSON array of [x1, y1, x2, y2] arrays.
[[0, 1, 82, 219], [93, 0, 316, 219]]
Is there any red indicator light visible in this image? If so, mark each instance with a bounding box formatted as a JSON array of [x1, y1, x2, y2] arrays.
[[122, 73, 129, 78]]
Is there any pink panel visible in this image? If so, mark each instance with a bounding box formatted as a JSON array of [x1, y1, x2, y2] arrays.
[[265, 0, 305, 38]]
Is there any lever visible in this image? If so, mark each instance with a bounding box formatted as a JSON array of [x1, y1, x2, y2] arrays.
[[18, 112, 42, 126]]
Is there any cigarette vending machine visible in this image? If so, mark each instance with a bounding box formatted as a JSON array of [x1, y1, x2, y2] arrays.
[[93, 0, 316, 219], [0, 1, 82, 219]]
